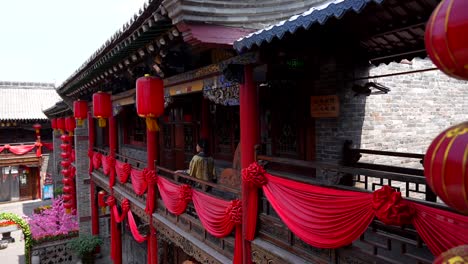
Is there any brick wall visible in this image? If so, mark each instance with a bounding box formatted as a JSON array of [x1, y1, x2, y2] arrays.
[[314, 58, 468, 169], [359, 58, 468, 168], [74, 122, 91, 234]]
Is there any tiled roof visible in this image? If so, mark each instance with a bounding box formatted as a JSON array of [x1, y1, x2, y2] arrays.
[[0, 81, 61, 121], [234, 0, 379, 51]]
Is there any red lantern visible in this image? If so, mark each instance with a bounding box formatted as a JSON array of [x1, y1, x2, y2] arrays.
[[60, 135, 71, 143], [63, 194, 72, 201], [425, 0, 468, 80], [56, 117, 65, 134], [93, 92, 111, 127], [63, 186, 72, 194], [136, 74, 164, 131], [424, 122, 468, 215], [32, 123, 41, 134], [61, 160, 71, 168], [62, 178, 73, 185], [98, 190, 107, 213], [73, 100, 88, 126], [65, 116, 76, 135], [51, 118, 57, 131]]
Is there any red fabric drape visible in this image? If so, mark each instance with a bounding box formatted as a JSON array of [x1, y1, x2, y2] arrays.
[[130, 168, 147, 195], [411, 202, 468, 256], [116, 160, 131, 183], [157, 177, 192, 215], [110, 199, 130, 223], [93, 152, 102, 169], [127, 210, 148, 243], [0, 144, 36, 155], [107, 196, 121, 264], [144, 168, 157, 214], [192, 190, 242, 264], [262, 172, 375, 248], [42, 142, 53, 150]]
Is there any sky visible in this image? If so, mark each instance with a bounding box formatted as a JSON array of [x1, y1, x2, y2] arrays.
[[0, 0, 147, 86]]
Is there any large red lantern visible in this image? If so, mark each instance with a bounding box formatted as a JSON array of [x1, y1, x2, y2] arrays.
[[425, 0, 468, 80], [65, 116, 76, 135], [51, 118, 57, 131], [92, 92, 111, 127], [136, 74, 164, 131], [73, 100, 88, 126], [424, 122, 468, 215], [98, 190, 108, 213], [56, 117, 65, 134]]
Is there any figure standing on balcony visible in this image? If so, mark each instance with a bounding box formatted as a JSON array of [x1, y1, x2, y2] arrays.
[[177, 139, 216, 182]]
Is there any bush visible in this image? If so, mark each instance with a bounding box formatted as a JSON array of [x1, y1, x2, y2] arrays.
[[69, 234, 102, 263]]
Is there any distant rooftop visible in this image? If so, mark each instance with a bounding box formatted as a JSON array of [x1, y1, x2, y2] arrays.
[[0, 81, 61, 121]]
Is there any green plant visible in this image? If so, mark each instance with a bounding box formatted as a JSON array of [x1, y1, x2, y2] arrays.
[[0, 212, 32, 264], [54, 187, 63, 196], [69, 234, 102, 263]]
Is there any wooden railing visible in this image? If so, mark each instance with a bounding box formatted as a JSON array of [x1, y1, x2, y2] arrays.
[[254, 153, 449, 264], [91, 148, 238, 261]]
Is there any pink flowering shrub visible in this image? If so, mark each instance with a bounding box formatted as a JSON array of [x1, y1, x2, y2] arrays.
[[26, 196, 79, 242]]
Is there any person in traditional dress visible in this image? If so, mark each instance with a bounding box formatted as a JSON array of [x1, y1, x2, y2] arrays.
[[177, 139, 215, 182]]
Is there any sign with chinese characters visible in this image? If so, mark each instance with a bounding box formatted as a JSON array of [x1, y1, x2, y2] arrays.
[[310, 95, 339, 118]]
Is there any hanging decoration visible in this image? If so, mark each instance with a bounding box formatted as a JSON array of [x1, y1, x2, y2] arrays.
[[242, 162, 468, 256], [56, 117, 65, 134], [51, 118, 57, 131], [425, 0, 468, 80], [136, 74, 164, 131], [65, 116, 76, 136], [424, 122, 468, 215], [73, 100, 88, 126], [93, 92, 112, 127]]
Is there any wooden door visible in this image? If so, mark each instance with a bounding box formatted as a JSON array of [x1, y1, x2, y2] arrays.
[[19, 168, 37, 200]]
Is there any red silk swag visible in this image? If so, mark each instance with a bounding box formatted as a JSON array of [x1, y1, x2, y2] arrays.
[[0, 143, 43, 156], [242, 162, 468, 256]]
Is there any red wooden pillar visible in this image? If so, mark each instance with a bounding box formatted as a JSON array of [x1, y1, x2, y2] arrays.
[[88, 113, 99, 236], [200, 98, 210, 139], [147, 129, 158, 264], [109, 115, 121, 264], [240, 64, 259, 264]]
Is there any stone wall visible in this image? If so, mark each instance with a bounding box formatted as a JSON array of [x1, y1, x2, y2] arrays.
[[359, 58, 468, 168], [31, 239, 76, 264], [314, 57, 468, 169], [74, 122, 91, 234]]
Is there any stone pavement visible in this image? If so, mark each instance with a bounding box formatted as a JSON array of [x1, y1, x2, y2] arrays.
[[0, 199, 52, 264]]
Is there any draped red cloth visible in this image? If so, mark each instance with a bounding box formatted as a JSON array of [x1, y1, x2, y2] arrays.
[[243, 162, 468, 256], [42, 142, 53, 150], [144, 168, 157, 214], [127, 209, 148, 243], [115, 160, 131, 183], [192, 190, 242, 264], [411, 202, 468, 256], [106, 196, 122, 264], [93, 152, 102, 170], [110, 199, 130, 223], [130, 168, 147, 195], [0, 144, 36, 155], [157, 177, 192, 215]]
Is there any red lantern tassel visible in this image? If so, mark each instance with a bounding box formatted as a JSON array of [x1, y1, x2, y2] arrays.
[[98, 118, 106, 127], [145, 117, 159, 132]]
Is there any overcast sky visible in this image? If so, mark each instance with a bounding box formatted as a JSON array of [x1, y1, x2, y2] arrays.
[[0, 0, 147, 86]]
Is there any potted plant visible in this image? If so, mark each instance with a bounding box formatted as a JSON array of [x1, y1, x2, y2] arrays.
[[69, 234, 102, 264]]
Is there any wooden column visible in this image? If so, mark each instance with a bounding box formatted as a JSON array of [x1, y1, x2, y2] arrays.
[[147, 128, 158, 264], [240, 64, 259, 264]]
